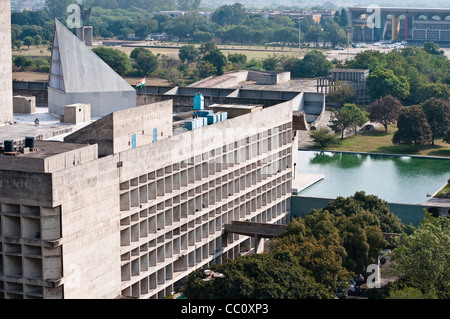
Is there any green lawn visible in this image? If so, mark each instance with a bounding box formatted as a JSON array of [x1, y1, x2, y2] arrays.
[[317, 125, 450, 158]]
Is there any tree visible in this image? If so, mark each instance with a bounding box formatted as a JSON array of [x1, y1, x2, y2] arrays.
[[318, 191, 404, 234], [199, 42, 217, 56], [262, 54, 280, 71], [33, 35, 43, 48], [13, 55, 33, 70], [178, 44, 200, 67], [177, 0, 201, 11], [92, 46, 132, 76], [211, 3, 247, 26], [296, 50, 333, 78], [45, 0, 72, 19], [183, 252, 332, 299], [309, 127, 338, 148], [392, 106, 432, 151], [326, 83, 356, 107], [302, 192, 401, 274], [329, 103, 368, 139], [323, 21, 347, 47], [228, 53, 247, 69], [202, 49, 228, 76], [339, 8, 349, 27], [367, 95, 403, 132], [271, 213, 352, 293], [130, 47, 159, 76], [421, 98, 450, 145], [134, 19, 158, 39], [304, 23, 323, 46], [366, 69, 410, 100], [161, 67, 184, 86], [347, 50, 387, 72], [347, 103, 369, 135], [197, 60, 216, 78], [416, 83, 450, 103], [423, 41, 444, 56], [23, 36, 34, 49], [390, 213, 450, 298], [444, 129, 450, 144]]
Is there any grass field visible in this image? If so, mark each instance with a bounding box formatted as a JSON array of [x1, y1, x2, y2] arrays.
[[321, 125, 450, 158], [12, 42, 306, 83]]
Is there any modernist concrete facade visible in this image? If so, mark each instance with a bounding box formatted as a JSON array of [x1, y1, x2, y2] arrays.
[[48, 20, 136, 117], [317, 68, 370, 105], [349, 6, 450, 44], [0, 0, 13, 125], [0, 95, 296, 299]]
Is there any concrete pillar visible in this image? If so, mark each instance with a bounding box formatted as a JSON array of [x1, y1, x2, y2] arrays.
[[0, 0, 13, 124], [254, 235, 264, 254], [392, 14, 396, 41]]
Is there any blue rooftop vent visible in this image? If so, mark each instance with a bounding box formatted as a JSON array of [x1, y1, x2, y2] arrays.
[[193, 93, 204, 111]]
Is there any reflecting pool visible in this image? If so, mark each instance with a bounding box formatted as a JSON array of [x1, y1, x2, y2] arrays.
[[297, 150, 450, 204]]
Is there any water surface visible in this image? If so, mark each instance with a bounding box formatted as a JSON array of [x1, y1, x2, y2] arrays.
[[297, 150, 450, 204]]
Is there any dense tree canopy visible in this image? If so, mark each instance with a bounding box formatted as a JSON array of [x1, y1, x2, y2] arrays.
[[183, 192, 399, 299], [421, 98, 450, 145], [92, 46, 132, 76], [183, 252, 332, 299], [366, 69, 410, 101], [130, 47, 159, 76], [392, 106, 433, 150], [292, 50, 333, 78], [390, 214, 450, 298], [345, 45, 450, 104]]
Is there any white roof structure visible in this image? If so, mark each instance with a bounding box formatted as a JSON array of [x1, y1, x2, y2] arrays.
[[48, 19, 136, 117]]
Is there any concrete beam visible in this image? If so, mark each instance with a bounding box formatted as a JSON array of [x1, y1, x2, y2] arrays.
[[223, 221, 287, 238]]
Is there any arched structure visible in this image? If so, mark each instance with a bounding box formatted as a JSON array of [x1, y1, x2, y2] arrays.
[[348, 7, 450, 43]]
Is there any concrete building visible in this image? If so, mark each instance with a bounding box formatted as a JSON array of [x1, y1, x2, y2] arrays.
[[48, 19, 136, 117], [0, 94, 296, 298], [348, 6, 450, 44], [317, 68, 370, 105], [0, 0, 13, 125], [0, 9, 325, 298]]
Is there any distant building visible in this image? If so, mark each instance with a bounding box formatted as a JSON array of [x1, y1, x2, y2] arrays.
[[348, 6, 450, 44], [11, 0, 45, 12], [257, 9, 335, 23], [317, 68, 370, 105]]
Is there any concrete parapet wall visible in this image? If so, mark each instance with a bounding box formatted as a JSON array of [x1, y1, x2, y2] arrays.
[[65, 100, 173, 156]]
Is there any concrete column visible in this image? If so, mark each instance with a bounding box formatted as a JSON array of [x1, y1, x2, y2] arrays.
[[392, 14, 396, 41], [0, 0, 13, 124], [254, 235, 264, 254]]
